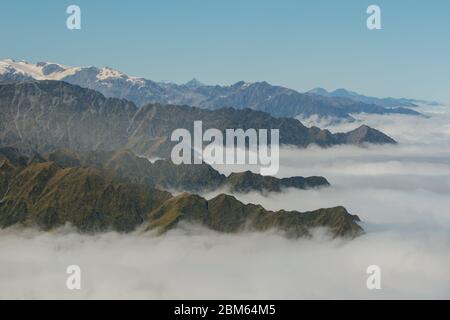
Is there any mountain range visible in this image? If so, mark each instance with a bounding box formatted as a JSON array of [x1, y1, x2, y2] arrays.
[[0, 81, 396, 161], [0, 66, 403, 238], [45, 148, 330, 194], [0, 59, 426, 121], [308, 87, 438, 108], [0, 146, 363, 238]]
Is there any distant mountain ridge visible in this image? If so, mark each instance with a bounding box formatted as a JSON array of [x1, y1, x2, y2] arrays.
[[308, 87, 438, 108], [0, 81, 396, 162], [0, 59, 425, 120]]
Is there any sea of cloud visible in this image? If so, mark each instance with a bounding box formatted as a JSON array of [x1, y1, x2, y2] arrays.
[[1, 105, 449, 299]]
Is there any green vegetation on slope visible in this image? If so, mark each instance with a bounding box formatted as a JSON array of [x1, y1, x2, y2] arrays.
[[0, 148, 363, 238]]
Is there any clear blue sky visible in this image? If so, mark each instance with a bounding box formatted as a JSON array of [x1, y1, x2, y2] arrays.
[[1, 0, 449, 102]]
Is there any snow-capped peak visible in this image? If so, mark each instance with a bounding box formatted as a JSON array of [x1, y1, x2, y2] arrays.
[[96, 67, 126, 80], [0, 59, 80, 80], [0, 59, 148, 86]]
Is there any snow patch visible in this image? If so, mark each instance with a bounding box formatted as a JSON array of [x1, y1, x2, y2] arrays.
[[0, 59, 80, 80]]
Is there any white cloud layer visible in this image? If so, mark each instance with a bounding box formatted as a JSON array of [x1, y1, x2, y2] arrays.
[[1, 105, 450, 299]]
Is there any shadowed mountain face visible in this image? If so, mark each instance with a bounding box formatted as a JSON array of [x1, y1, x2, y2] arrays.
[[0, 80, 136, 154], [0, 81, 396, 160], [0, 59, 423, 120], [127, 104, 396, 157], [0, 147, 363, 238]]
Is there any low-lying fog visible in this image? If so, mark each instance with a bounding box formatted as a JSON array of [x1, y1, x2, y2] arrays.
[[1, 105, 450, 299]]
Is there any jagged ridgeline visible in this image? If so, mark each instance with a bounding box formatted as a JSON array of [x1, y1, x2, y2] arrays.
[[45, 149, 330, 193], [0, 147, 363, 238], [0, 59, 426, 120], [0, 81, 396, 159]]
